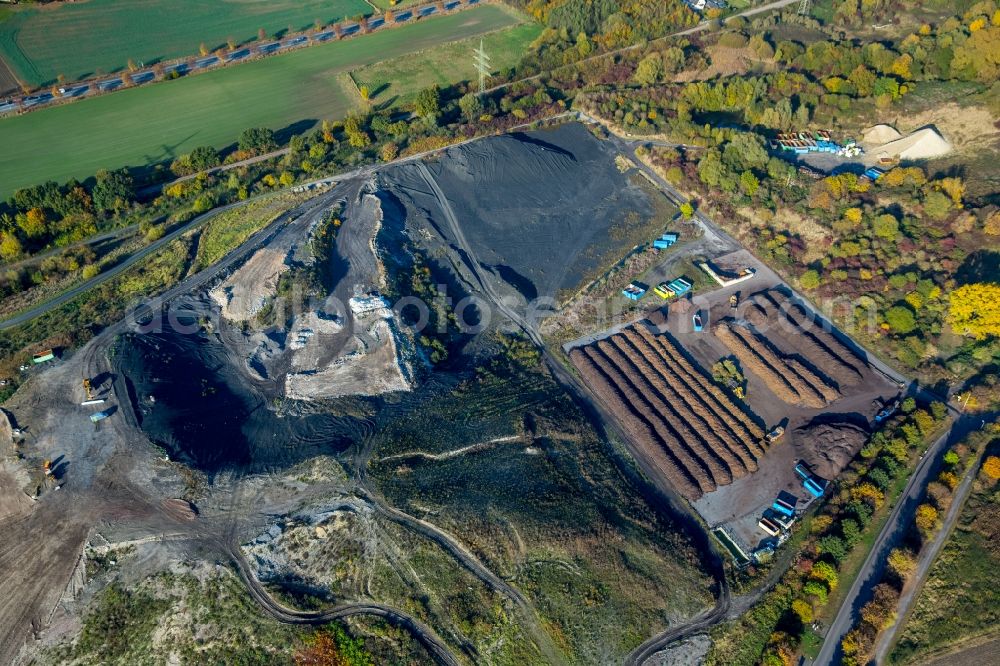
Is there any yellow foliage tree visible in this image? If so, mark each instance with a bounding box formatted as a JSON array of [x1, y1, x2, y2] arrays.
[[915, 503, 938, 534], [982, 455, 1000, 480], [0, 233, 22, 261], [887, 548, 916, 579], [948, 283, 1000, 340], [984, 210, 1000, 235], [791, 598, 814, 624], [851, 482, 885, 509], [937, 177, 965, 205]]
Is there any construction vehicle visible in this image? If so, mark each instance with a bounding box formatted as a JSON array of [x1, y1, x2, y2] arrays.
[[692, 312, 704, 332], [82, 379, 92, 400], [766, 426, 785, 443], [733, 385, 745, 400], [43, 459, 52, 475], [730, 293, 739, 309], [874, 398, 900, 424]]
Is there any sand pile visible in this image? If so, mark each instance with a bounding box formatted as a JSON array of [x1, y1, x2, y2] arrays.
[[794, 421, 868, 479], [161, 498, 198, 522], [862, 124, 952, 161], [210, 246, 291, 321], [862, 124, 902, 145]]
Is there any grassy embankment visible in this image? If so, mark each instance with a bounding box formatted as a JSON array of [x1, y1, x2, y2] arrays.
[[350, 20, 542, 105], [367, 350, 714, 661], [0, 0, 371, 86], [0, 4, 528, 198]]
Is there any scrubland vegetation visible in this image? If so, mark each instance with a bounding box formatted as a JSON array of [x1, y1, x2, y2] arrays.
[[43, 567, 373, 666]]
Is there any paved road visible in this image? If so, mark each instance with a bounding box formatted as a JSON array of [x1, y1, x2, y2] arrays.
[[1, 222, 141, 273], [0, 198, 248, 331], [812, 413, 991, 666], [0, 110, 574, 332], [870, 434, 990, 664]]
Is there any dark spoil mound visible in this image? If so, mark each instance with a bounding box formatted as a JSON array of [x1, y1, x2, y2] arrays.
[[382, 122, 659, 301]]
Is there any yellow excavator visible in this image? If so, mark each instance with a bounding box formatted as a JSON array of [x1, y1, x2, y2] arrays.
[[82, 378, 92, 400]]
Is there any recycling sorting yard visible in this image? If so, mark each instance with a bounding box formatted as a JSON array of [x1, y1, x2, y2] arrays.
[[569, 249, 901, 560]]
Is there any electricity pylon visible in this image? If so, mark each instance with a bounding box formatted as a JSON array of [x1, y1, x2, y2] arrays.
[[473, 39, 491, 95]]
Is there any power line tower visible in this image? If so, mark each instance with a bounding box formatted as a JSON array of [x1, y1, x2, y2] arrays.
[[473, 39, 491, 95], [798, 0, 811, 15]]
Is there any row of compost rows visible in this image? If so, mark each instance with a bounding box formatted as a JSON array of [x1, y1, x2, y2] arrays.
[[713, 321, 840, 408], [570, 348, 705, 498], [624, 327, 762, 468], [569, 324, 769, 499], [760, 290, 866, 385]]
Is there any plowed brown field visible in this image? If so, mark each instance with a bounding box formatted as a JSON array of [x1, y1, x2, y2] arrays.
[[570, 323, 766, 500]]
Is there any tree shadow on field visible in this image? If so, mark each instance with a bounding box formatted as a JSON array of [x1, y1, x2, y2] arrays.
[[955, 250, 1000, 286], [275, 118, 318, 145]]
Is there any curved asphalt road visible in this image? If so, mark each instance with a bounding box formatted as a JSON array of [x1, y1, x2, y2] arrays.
[[0, 199, 247, 331]]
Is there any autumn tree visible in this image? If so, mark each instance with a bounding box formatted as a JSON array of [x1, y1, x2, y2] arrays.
[[199, 42, 209, 56], [791, 598, 814, 624], [915, 503, 938, 535], [948, 283, 1000, 339], [809, 561, 840, 591], [887, 548, 916, 579], [0, 233, 22, 261], [982, 455, 1000, 481], [258, 27, 267, 41]]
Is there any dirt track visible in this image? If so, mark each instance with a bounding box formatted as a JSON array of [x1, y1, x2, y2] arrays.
[[569, 322, 767, 500]]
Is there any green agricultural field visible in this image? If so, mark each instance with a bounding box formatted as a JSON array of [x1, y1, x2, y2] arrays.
[[0, 5, 525, 199], [351, 21, 542, 105], [369, 0, 425, 11], [0, 0, 372, 87]]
